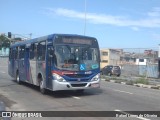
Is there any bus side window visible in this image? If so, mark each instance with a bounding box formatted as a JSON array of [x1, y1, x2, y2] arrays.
[[11, 48, 16, 60], [19, 46, 25, 60], [30, 44, 35, 60], [34, 43, 38, 60], [9, 48, 12, 59], [37, 41, 46, 61], [15, 47, 18, 59]]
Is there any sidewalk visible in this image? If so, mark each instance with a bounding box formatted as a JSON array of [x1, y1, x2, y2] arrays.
[[101, 75, 160, 90]]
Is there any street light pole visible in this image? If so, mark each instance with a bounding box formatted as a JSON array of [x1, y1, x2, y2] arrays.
[[158, 44, 160, 58], [29, 33, 32, 39], [84, 0, 87, 35]]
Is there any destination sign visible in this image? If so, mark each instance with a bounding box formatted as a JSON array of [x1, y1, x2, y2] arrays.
[[62, 38, 92, 45]]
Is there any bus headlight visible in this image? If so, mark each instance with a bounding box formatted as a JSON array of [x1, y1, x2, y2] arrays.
[[52, 73, 66, 82], [91, 73, 100, 81]]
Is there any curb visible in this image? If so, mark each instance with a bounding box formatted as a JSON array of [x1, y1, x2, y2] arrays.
[[133, 84, 160, 89], [104, 79, 160, 90]]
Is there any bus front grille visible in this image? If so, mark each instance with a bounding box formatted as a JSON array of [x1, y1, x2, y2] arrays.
[[65, 74, 90, 78], [71, 83, 87, 87]]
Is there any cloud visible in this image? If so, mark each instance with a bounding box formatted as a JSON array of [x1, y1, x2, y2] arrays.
[[152, 33, 160, 40], [148, 7, 160, 17], [44, 8, 160, 28], [131, 27, 139, 31]]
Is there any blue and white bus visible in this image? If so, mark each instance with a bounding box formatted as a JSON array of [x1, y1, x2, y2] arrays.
[[8, 34, 100, 94]]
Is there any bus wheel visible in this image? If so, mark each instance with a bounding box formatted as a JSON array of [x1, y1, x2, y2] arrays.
[[16, 71, 21, 84], [40, 80, 46, 94]]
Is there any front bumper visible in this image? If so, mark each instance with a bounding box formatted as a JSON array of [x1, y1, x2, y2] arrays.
[[52, 80, 100, 91]]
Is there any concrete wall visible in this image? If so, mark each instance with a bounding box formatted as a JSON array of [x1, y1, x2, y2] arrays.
[[121, 65, 139, 76], [121, 64, 159, 78]]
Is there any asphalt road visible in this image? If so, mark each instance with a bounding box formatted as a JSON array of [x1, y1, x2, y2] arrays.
[[0, 58, 160, 120]]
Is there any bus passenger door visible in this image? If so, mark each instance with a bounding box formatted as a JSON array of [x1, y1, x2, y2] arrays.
[[8, 48, 14, 77], [25, 47, 30, 82], [29, 43, 37, 85], [46, 46, 54, 89], [19, 46, 26, 81]]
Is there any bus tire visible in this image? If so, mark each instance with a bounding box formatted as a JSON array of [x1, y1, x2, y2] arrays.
[[16, 71, 21, 84], [40, 80, 46, 94]]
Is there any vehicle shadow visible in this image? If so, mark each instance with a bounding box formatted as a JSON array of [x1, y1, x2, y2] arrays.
[[11, 79, 40, 91], [11, 80, 103, 98], [48, 88, 103, 98]]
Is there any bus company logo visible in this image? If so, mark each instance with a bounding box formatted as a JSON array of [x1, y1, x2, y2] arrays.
[[2, 112, 11, 117], [77, 78, 81, 82]]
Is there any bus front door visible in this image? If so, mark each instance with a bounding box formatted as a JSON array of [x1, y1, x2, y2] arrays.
[[46, 46, 54, 89]]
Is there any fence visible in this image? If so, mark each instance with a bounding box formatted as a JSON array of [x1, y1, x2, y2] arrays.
[[146, 64, 159, 78], [120, 48, 159, 78], [121, 64, 159, 78]]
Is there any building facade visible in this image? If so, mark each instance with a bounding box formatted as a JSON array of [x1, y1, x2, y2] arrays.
[[100, 49, 121, 69], [0, 47, 9, 56]]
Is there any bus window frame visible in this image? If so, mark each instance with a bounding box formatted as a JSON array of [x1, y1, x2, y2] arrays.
[[19, 45, 25, 60], [37, 41, 46, 61]]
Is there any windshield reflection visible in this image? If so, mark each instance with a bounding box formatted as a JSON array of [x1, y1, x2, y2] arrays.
[[54, 45, 99, 71]]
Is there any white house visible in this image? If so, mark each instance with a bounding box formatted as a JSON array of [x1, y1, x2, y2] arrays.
[[136, 58, 147, 65]]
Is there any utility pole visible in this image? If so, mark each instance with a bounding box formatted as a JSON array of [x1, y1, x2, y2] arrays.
[[84, 0, 87, 35], [29, 33, 32, 39], [158, 44, 160, 58]]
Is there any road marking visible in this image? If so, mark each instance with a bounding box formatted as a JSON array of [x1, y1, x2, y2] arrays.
[[113, 89, 133, 95], [72, 96, 81, 99], [0, 71, 6, 74], [114, 109, 150, 120], [0, 66, 7, 68]]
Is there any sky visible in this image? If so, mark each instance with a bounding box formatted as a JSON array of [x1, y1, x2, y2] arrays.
[[1, 0, 160, 49]]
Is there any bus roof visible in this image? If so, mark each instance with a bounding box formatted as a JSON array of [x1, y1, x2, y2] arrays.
[[10, 34, 97, 48]]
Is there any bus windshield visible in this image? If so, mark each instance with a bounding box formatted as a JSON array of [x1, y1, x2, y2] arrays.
[[54, 45, 99, 71]]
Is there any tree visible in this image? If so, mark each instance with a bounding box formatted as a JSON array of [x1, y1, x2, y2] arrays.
[[0, 34, 10, 49]]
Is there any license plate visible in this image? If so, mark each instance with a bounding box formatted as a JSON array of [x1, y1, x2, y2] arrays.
[[91, 83, 99, 88]]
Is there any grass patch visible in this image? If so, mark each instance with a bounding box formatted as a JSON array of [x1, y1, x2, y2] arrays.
[[114, 80, 122, 83], [102, 75, 149, 85], [126, 80, 134, 85], [101, 75, 127, 82], [135, 77, 149, 85], [104, 78, 111, 81]]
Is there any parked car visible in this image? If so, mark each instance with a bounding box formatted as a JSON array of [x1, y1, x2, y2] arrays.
[[101, 65, 121, 77]]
